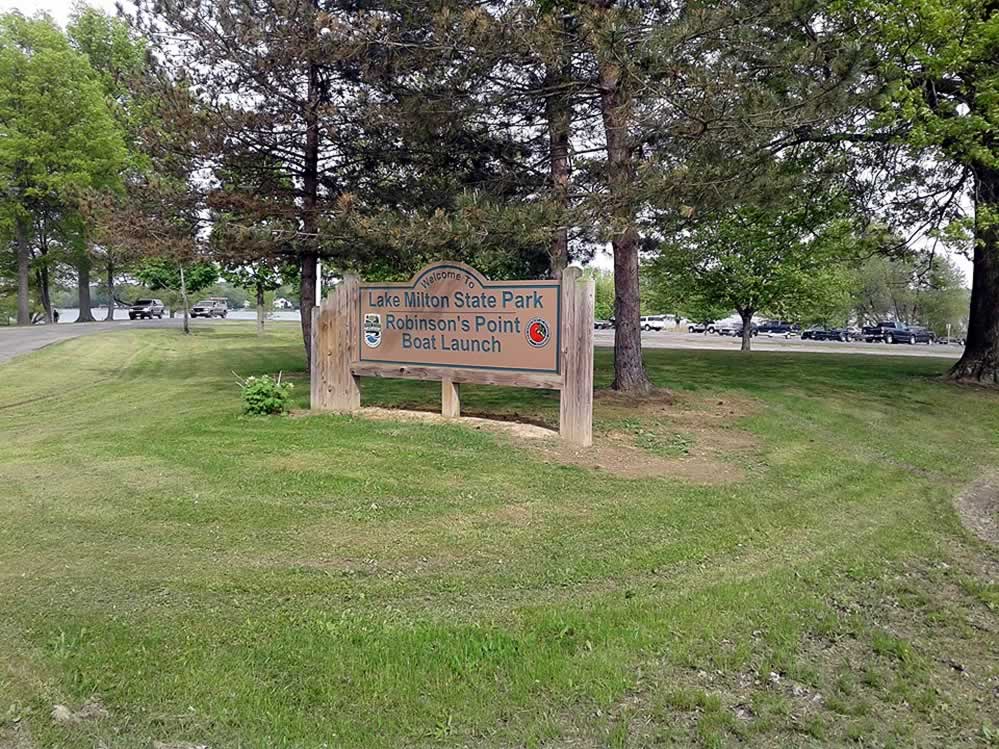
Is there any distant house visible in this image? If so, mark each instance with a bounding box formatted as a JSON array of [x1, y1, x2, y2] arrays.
[[273, 297, 294, 310]]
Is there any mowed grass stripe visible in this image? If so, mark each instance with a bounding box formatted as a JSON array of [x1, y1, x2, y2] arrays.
[[0, 324, 996, 748]]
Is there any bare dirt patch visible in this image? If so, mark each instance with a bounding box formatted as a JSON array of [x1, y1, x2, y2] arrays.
[[0, 726, 35, 749], [596, 389, 757, 422], [358, 406, 556, 440], [366, 395, 757, 483], [534, 440, 746, 483], [50, 699, 108, 725], [955, 472, 999, 547], [593, 386, 676, 408], [555, 391, 761, 482], [295, 392, 758, 483]]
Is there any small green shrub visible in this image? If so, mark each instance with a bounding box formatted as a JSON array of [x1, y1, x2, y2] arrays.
[[238, 373, 294, 415]]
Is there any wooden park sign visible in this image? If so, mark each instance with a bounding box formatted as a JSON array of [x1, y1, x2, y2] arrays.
[[310, 262, 594, 446]]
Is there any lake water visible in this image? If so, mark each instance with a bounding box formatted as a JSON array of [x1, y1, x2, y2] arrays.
[[54, 308, 303, 323]]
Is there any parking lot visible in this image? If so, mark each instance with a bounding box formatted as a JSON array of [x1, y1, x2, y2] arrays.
[[595, 329, 964, 359]]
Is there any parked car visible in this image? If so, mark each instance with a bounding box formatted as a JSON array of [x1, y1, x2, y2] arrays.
[[191, 299, 228, 318], [640, 315, 669, 332], [802, 327, 852, 342], [687, 321, 717, 334], [756, 321, 800, 338], [594, 319, 614, 330], [128, 298, 164, 320], [889, 326, 935, 345], [716, 321, 750, 336], [734, 322, 758, 338]]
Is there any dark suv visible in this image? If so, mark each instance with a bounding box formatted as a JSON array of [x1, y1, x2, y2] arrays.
[[756, 321, 800, 338], [191, 299, 229, 318], [128, 298, 164, 320], [802, 327, 852, 342]]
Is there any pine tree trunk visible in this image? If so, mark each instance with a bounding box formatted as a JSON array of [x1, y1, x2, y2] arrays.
[[36, 241, 53, 324], [15, 215, 30, 326], [596, 43, 652, 393], [299, 61, 321, 370], [739, 308, 754, 352], [545, 25, 572, 279], [180, 265, 190, 335], [105, 260, 115, 321], [256, 281, 265, 336], [36, 266, 53, 324], [949, 164, 999, 383], [75, 256, 96, 323]]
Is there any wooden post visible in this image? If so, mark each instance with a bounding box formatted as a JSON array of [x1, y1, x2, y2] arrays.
[[310, 305, 320, 408], [441, 378, 461, 418], [560, 267, 594, 447], [311, 274, 361, 412]]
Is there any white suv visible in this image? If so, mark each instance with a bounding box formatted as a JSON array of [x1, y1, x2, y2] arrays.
[[640, 315, 669, 332]]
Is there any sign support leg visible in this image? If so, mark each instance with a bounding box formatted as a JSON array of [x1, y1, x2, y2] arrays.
[[560, 268, 594, 447], [442, 378, 461, 418]]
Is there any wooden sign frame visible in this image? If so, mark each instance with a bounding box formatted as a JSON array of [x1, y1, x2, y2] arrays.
[[310, 264, 594, 446]]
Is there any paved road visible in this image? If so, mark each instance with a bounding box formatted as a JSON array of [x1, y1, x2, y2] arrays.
[[0, 319, 964, 367], [0, 318, 179, 365], [596, 330, 964, 359]]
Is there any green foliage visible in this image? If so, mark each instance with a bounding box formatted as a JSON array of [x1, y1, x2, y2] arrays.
[[335, 192, 554, 281], [200, 283, 248, 309], [67, 7, 147, 119], [0, 12, 128, 264], [851, 255, 970, 334], [584, 268, 615, 319], [221, 261, 290, 298], [135, 259, 217, 295], [238, 374, 294, 415], [849, 0, 998, 172], [646, 185, 861, 328]]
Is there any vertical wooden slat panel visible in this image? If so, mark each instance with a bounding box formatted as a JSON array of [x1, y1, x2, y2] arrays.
[[327, 274, 361, 411], [321, 296, 333, 408], [310, 275, 360, 413], [560, 267, 580, 440], [310, 305, 320, 409], [560, 268, 594, 447], [572, 276, 595, 446]]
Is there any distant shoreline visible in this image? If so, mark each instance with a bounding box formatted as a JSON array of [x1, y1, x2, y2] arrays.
[[51, 308, 304, 323]]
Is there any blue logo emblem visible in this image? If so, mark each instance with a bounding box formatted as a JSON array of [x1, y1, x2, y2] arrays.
[[364, 314, 382, 348]]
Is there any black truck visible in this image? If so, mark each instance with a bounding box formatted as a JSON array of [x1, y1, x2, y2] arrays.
[[862, 321, 934, 344]]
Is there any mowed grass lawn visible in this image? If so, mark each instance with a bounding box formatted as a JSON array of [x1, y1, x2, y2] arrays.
[[1, 324, 998, 749]]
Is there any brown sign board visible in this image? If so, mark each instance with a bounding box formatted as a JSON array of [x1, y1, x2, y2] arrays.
[[311, 262, 594, 446], [358, 263, 561, 374]]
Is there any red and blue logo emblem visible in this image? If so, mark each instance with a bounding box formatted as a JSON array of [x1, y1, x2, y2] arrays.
[[526, 318, 551, 348]]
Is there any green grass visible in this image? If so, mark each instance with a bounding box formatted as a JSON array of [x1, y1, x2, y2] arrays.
[[1, 323, 997, 748]]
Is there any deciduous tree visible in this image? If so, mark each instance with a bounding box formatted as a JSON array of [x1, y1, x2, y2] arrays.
[[0, 12, 126, 325], [645, 168, 861, 351]]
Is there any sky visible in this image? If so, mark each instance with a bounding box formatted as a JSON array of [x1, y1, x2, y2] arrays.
[[1, 0, 972, 283], [0, 0, 122, 24]]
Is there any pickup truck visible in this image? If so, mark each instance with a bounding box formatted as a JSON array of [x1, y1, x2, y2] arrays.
[[861, 321, 902, 343], [862, 321, 934, 344]]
